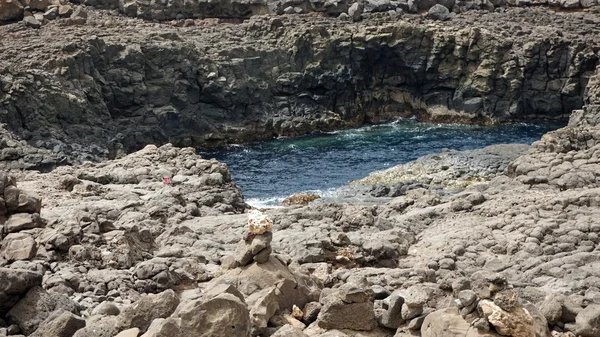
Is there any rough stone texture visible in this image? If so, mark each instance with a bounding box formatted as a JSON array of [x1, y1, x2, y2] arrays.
[[575, 304, 600, 337], [176, 293, 251, 336], [0, 268, 43, 315], [0, 8, 598, 169], [422, 308, 502, 337], [116, 289, 179, 333], [1, 233, 37, 261], [6, 286, 79, 335], [478, 299, 536, 337], [30, 310, 86, 337]]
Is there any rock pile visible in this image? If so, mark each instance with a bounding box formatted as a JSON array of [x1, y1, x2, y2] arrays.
[[229, 209, 274, 267], [0, 0, 86, 27], [0, 173, 43, 262]]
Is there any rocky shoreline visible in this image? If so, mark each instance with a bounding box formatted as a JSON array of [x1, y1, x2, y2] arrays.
[[2, 0, 600, 336], [1, 4, 600, 169]]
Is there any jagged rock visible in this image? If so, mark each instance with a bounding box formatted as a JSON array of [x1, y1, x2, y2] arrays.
[[57, 5, 73, 17], [379, 293, 404, 329], [4, 185, 19, 213], [116, 289, 179, 333], [6, 286, 79, 335], [539, 294, 563, 326], [317, 285, 376, 331], [72, 316, 118, 337], [0, 268, 42, 315], [575, 304, 600, 337], [247, 210, 272, 235], [30, 310, 85, 337], [302, 302, 321, 324], [478, 299, 536, 337]]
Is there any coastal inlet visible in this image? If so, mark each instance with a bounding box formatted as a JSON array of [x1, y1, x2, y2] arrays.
[[199, 119, 564, 207]]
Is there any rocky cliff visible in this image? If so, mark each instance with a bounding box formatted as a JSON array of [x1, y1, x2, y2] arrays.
[[1, 6, 599, 169]]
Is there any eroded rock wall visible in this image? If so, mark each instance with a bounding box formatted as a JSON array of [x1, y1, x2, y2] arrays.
[[1, 9, 598, 169]]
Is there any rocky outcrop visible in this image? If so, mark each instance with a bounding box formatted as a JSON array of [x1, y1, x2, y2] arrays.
[[0, 7, 599, 169]]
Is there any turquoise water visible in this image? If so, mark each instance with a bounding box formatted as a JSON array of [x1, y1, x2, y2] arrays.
[[199, 120, 563, 206]]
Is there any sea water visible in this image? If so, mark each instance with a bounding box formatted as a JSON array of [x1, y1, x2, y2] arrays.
[[199, 119, 563, 207]]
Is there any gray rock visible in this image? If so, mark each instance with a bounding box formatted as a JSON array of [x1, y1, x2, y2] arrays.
[[427, 4, 449, 21], [176, 293, 251, 336], [338, 283, 372, 303], [576, 304, 600, 337], [22, 15, 41, 28], [30, 310, 85, 337], [302, 302, 321, 324], [539, 294, 563, 326], [348, 2, 363, 22], [457, 290, 477, 308], [4, 213, 42, 233], [317, 298, 376, 331], [4, 185, 19, 213], [0, 268, 42, 315], [1, 233, 37, 261], [6, 286, 78, 335], [379, 293, 404, 329], [116, 289, 179, 333], [92, 301, 121, 316]]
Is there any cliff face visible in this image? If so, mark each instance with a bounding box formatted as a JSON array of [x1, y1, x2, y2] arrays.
[[0, 8, 599, 168]]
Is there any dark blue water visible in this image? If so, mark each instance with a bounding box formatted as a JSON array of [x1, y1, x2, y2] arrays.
[[199, 120, 563, 206]]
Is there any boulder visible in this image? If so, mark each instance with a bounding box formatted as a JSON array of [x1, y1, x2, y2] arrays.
[[575, 304, 600, 337], [379, 293, 404, 329], [210, 256, 320, 313], [0, 268, 42, 315], [72, 315, 118, 337], [421, 307, 502, 337], [17, 193, 41, 214], [176, 293, 251, 336], [4, 185, 20, 212], [2, 233, 37, 261], [22, 15, 42, 28], [247, 209, 272, 234], [116, 289, 179, 333], [0, 0, 23, 24], [6, 286, 79, 335], [427, 4, 449, 21], [30, 310, 85, 337], [317, 285, 376, 331], [57, 4, 73, 17], [271, 324, 308, 337], [478, 299, 536, 337], [4, 213, 42, 233]]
